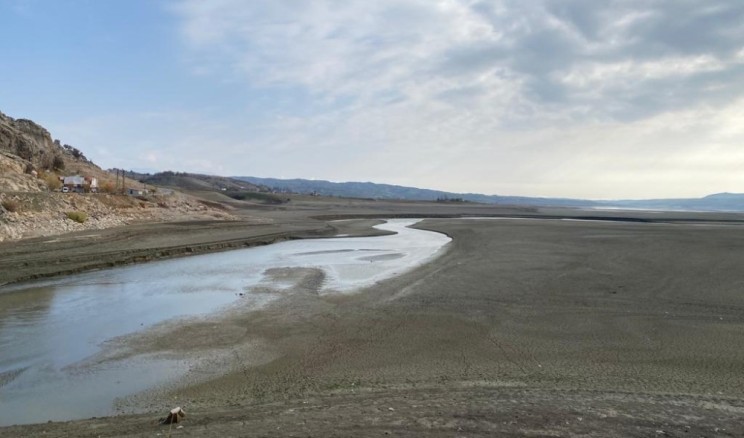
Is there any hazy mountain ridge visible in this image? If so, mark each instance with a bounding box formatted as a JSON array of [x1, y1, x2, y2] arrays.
[[606, 193, 744, 212], [234, 176, 598, 207], [235, 176, 744, 212]]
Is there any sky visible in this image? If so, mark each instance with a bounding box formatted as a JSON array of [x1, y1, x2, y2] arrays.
[[1, 0, 743, 199]]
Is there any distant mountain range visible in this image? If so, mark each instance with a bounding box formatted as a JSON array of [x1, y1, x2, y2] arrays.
[[234, 176, 744, 212]]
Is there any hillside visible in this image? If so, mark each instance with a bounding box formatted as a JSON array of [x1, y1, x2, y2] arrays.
[[120, 171, 289, 205], [0, 110, 129, 192], [0, 111, 235, 241], [129, 171, 265, 193], [1, 111, 64, 192]]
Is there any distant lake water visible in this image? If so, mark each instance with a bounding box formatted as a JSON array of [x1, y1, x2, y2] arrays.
[[0, 219, 450, 426]]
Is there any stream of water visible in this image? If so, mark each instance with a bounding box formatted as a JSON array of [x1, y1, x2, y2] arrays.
[[0, 219, 450, 425]]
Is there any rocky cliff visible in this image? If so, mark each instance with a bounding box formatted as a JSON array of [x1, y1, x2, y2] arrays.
[[0, 110, 236, 241], [0, 110, 113, 189]]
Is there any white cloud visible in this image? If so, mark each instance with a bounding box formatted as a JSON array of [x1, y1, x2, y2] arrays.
[[558, 55, 728, 89], [172, 1, 512, 106], [134, 1, 744, 198], [171, 0, 744, 116]]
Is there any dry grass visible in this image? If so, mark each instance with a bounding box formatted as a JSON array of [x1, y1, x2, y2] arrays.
[[66, 211, 88, 223], [42, 172, 62, 191], [100, 181, 116, 194]]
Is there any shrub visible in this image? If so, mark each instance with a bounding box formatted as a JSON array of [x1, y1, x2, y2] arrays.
[[44, 173, 62, 191], [1, 199, 20, 213], [66, 211, 88, 223], [100, 181, 116, 194]]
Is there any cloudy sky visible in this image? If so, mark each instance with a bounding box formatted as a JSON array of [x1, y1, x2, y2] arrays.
[[1, 0, 743, 199]]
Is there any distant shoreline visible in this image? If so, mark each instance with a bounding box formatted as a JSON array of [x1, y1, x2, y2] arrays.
[[4, 204, 744, 287]]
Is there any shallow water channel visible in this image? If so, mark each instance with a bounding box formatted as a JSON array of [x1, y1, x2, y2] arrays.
[[0, 219, 450, 426]]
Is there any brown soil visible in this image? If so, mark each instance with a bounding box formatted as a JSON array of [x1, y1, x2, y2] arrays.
[[2, 201, 744, 436]]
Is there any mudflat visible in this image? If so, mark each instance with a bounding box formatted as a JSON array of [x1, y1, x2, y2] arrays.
[[2, 203, 744, 436]]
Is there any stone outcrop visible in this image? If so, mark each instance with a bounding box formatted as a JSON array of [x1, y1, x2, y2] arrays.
[[0, 109, 236, 242], [0, 151, 46, 192], [0, 111, 57, 174]]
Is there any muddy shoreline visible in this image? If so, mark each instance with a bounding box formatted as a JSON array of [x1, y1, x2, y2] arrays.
[[5, 208, 744, 287], [3, 204, 744, 436], [0, 217, 394, 286]]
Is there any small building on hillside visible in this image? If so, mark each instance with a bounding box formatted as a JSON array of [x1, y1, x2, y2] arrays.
[[127, 187, 146, 196], [61, 175, 98, 193]]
